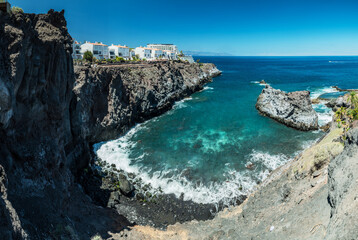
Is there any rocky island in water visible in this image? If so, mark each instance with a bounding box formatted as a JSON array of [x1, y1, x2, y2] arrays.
[[0, 8, 358, 240]]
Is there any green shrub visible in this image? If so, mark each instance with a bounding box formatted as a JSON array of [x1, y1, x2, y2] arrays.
[[12, 6, 24, 14], [335, 91, 358, 138], [116, 56, 125, 62], [83, 51, 93, 62]]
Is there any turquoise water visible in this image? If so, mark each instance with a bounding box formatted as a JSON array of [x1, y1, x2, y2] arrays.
[[95, 56, 358, 205]]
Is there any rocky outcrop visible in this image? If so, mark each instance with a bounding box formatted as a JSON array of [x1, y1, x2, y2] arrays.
[[72, 62, 221, 143], [0, 10, 134, 239], [332, 86, 358, 92], [0, 165, 28, 240], [259, 80, 266, 84], [326, 94, 351, 111], [326, 128, 358, 239], [0, 9, 221, 238], [256, 85, 318, 131]]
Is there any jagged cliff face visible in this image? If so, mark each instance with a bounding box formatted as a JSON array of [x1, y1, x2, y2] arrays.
[[0, 10, 74, 172], [0, 10, 221, 238], [0, 10, 84, 239], [326, 128, 358, 239], [72, 63, 220, 143]]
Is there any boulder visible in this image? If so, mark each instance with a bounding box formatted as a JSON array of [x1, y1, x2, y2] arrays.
[[256, 86, 318, 131], [118, 175, 134, 196], [107, 191, 120, 208], [259, 80, 266, 84], [311, 98, 320, 104], [326, 94, 350, 110]]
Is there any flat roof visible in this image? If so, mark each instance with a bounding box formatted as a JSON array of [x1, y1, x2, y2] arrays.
[[147, 44, 175, 45]]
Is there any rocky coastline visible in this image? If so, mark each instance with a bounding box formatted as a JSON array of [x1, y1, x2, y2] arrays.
[[120, 92, 358, 240], [1, 9, 358, 240], [0, 10, 221, 239], [72, 61, 231, 228]]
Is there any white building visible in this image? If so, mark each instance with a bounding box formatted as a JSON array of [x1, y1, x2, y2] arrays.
[[72, 40, 82, 59], [163, 50, 177, 60], [135, 47, 152, 60], [80, 41, 109, 60], [151, 49, 164, 59], [130, 49, 136, 60], [179, 56, 195, 63], [147, 44, 179, 54], [108, 44, 130, 59]]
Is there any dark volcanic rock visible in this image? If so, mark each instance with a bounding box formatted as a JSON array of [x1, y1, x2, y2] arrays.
[[256, 85, 318, 131], [72, 62, 221, 143], [0, 9, 222, 239], [118, 175, 134, 196], [0, 10, 132, 239], [326, 94, 351, 111]]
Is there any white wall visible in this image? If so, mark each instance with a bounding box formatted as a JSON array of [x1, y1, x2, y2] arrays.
[[135, 48, 152, 59], [81, 42, 109, 60]]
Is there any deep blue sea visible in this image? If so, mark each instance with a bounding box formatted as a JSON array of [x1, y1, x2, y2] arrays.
[[95, 56, 358, 205]]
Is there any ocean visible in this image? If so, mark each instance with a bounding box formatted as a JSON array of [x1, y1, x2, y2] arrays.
[[94, 56, 358, 206]]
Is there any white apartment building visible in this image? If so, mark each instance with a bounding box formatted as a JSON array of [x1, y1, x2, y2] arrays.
[[130, 50, 136, 59], [151, 49, 164, 59], [147, 44, 179, 54], [135, 47, 152, 59], [72, 41, 82, 59], [108, 44, 130, 59], [163, 50, 177, 60], [80, 41, 109, 60]]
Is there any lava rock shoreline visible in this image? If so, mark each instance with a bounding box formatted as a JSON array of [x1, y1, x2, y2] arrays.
[[0, 9, 222, 239], [79, 159, 221, 229]]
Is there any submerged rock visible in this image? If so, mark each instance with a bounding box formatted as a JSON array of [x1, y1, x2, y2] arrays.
[[256, 85, 318, 131]]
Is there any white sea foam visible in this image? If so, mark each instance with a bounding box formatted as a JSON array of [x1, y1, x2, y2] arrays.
[[172, 96, 193, 110], [203, 86, 214, 91], [328, 60, 358, 64], [310, 86, 336, 126], [95, 132, 291, 206], [169, 129, 231, 153], [250, 80, 269, 86], [248, 150, 289, 170], [309, 86, 337, 99]]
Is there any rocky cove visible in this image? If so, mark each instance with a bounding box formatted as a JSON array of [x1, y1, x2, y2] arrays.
[[0, 10, 221, 239], [1, 9, 358, 240], [119, 93, 358, 240]]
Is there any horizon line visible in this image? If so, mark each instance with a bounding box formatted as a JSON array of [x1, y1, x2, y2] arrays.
[[191, 55, 358, 57]]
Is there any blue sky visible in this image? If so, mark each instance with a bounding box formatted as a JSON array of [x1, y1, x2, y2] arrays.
[[11, 0, 358, 56]]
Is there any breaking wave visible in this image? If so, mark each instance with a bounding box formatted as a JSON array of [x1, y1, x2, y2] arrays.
[[309, 86, 336, 126], [94, 127, 294, 206]]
